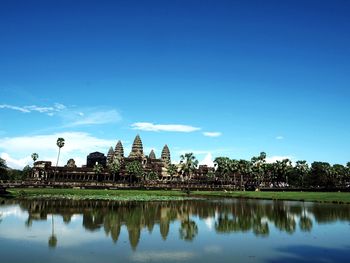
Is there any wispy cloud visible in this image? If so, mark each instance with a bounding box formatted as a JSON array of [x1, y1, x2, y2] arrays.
[[65, 110, 121, 127], [0, 103, 122, 127], [276, 136, 284, 140], [203, 132, 222, 137], [131, 122, 201, 132], [0, 103, 66, 115]]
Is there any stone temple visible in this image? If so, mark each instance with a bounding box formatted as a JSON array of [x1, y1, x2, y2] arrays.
[[30, 135, 174, 182]]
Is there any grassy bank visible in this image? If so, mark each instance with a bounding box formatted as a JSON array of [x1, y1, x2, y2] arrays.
[[4, 188, 350, 203], [6, 188, 190, 201]]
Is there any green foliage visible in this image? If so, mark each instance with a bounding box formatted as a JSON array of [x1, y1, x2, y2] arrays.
[[126, 161, 144, 183], [145, 171, 158, 181], [108, 158, 121, 181], [56, 137, 65, 167], [309, 162, 334, 187], [167, 164, 178, 177], [31, 153, 39, 162], [0, 157, 8, 180], [179, 153, 198, 179]]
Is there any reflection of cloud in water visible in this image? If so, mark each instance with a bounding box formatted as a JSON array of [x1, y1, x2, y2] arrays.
[[0, 213, 105, 247], [204, 217, 214, 230], [0, 206, 28, 220], [130, 251, 196, 262], [204, 245, 222, 254]]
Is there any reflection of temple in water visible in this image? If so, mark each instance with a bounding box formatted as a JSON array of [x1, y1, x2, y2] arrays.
[[5, 199, 350, 250]]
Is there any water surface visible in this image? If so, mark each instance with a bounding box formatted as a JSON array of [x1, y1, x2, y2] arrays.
[[1, 198, 349, 263]]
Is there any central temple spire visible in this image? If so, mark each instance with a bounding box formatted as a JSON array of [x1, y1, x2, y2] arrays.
[[129, 134, 144, 158]]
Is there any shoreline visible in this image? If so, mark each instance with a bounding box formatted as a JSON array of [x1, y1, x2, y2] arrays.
[[2, 188, 350, 204]]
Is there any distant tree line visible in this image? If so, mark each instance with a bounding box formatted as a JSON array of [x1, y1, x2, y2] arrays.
[[1, 149, 350, 190], [213, 152, 350, 189]]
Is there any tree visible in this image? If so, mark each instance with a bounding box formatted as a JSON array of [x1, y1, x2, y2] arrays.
[[108, 158, 121, 182], [294, 160, 309, 187], [310, 162, 333, 188], [214, 157, 231, 186], [332, 164, 347, 187], [0, 157, 8, 180], [167, 164, 178, 178], [125, 161, 144, 184], [22, 165, 32, 180], [238, 160, 252, 191], [180, 153, 198, 193], [229, 159, 240, 190], [273, 159, 292, 187], [251, 152, 266, 189], [93, 163, 103, 182], [31, 153, 39, 164], [56, 138, 65, 167]]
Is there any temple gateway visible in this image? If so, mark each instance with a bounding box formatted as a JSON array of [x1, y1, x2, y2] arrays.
[[30, 135, 213, 183]]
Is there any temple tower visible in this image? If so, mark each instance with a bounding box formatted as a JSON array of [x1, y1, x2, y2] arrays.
[[129, 135, 144, 158], [161, 144, 171, 166], [114, 140, 124, 159], [107, 147, 114, 165], [149, 149, 156, 159]]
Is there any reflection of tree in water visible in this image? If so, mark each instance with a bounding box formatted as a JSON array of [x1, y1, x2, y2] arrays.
[[48, 214, 57, 248], [299, 202, 313, 232], [6, 198, 350, 250], [179, 219, 198, 241]]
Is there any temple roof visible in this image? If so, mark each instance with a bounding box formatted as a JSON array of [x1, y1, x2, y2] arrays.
[[129, 135, 144, 158], [107, 146, 114, 165], [149, 149, 156, 159], [114, 140, 124, 159], [161, 144, 171, 165]]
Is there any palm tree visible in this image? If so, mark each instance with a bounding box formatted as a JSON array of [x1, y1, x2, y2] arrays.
[[230, 159, 239, 190], [238, 159, 252, 191], [93, 163, 103, 182], [56, 138, 65, 167], [108, 158, 121, 182], [251, 152, 266, 189], [179, 153, 198, 194], [167, 164, 178, 179], [31, 153, 39, 164], [214, 157, 231, 188], [295, 160, 309, 188]]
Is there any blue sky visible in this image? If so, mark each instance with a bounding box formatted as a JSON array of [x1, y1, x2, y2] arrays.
[[0, 0, 349, 168]]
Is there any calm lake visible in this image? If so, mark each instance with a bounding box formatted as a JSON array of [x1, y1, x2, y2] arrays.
[[0, 198, 349, 263]]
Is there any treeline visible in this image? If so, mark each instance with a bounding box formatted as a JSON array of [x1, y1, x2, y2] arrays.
[[213, 152, 350, 189], [0, 158, 31, 181]]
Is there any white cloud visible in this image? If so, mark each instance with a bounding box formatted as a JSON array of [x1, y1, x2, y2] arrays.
[[130, 251, 196, 262], [0, 104, 30, 113], [0, 103, 66, 115], [0, 153, 32, 169], [199, 152, 215, 167], [203, 132, 222, 137], [131, 122, 200, 132], [0, 103, 120, 127], [65, 110, 121, 127], [0, 132, 116, 169], [276, 136, 284, 140]]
